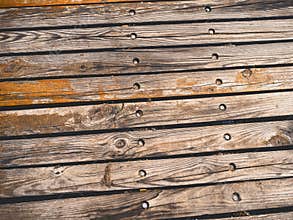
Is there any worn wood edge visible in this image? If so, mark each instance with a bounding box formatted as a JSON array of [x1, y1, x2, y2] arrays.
[[1, 42, 293, 79], [1, 1, 293, 29], [1, 150, 293, 197], [1, 66, 293, 106], [1, 120, 292, 167], [0, 178, 292, 219], [1, 91, 293, 136], [217, 211, 293, 220], [2, 19, 293, 54]]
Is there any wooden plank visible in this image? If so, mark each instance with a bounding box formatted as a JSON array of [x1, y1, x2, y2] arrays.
[[1, 42, 293, 79], [1, 150, 293, 197], [1, 1, 293, 29], [219, 212, 293, 220], [1, 91, 293, 136], [1, 66, 293, 107], [0, 178, 292, 219], [1, 120, 292, 167], [2, 19, 293, 54]]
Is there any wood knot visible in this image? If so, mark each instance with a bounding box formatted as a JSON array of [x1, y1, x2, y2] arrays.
[[114, 139, 127, 148], [241, 69, 252, 79], [268, 134, 290, 146]]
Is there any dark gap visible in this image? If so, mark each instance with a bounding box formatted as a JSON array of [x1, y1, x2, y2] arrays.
[[0, 176, 292, 205], [169, 206, 293, 219], [2, 62, 293, 82], [1, 88, 293, 111], [2, 145, 293, 169], [1, 38, 293, 57], [1, 15, 293, 32], [1, 115, 293, 140]]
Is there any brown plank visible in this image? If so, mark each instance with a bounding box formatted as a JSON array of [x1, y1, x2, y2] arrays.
[[1, 91, 293, 136], [1, 150, 293, 197], [2, 19, 293, 54], [1, 120, 292, 167], [1, 42, 293, 79], [1, 66, 293, 106], [219, 212, 293, 220], [0, 178, 292, 219], [1, 1, 293, 29]]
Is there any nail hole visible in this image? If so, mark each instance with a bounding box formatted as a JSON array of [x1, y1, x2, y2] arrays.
[[130, 33, 137, 40], [212, 53, 219, 60], [139, 169, 147, 177], [229, 163, 236, 171], [136, 110, 143, 117], [232, 192, 241, 201], [224, 133, 231, 141], [133, 82, 141, 90], [208, 28, 215, 35], [115, 139, 127, 148], [133, 58, 140, 65], [204, 6, 212, 12], [129, 9, 136, 16], [219, 104, 227, 111], [142, 201, 149, 209], [215, 78, 223, 85], [138, 139, 145, 146]]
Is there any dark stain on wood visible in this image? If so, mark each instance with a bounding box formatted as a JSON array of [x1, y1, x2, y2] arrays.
[[101, 164, 112, 188]]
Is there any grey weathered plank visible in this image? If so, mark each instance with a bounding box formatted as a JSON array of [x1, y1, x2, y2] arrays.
[[219, 212, 293, 220], [0, 178, 292, 219], [1, 91, 293, 136], [1, 120, 292, 167], [1, 0, 293, 29], [2, 19, 293, 54], [1, 66, 293, 106], [1, 150, 293, 197], [1, 42, 293, 79]]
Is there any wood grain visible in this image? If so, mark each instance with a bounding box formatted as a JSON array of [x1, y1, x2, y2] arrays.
[[2, 19, 293, 54], [1, 150, 293, 197], [1, 91, 293, 136], [1, 42, 293, 79], [1, 120, 292, 167], [1, 1, 293, 29], [0, 178, 292, 219], [219, 212, 293, 220], [1, 66, 293, 106]]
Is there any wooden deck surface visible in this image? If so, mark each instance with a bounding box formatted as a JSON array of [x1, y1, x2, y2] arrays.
[[0, 0, 293, 219]]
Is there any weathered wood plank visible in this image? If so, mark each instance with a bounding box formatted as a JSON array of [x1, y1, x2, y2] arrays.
[[1, 120, 292, 167], [1, 150, 293, 197], [219, 212, 293, 220], [0, 178, 292, 219], [1, 66, 293, 106], [2, 19, 293, 54], [1, 42, 293, 79], [1, 91, 293, 136], [1, 1, 293, 29]]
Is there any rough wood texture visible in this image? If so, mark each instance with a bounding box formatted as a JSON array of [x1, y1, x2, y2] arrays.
[[1, 66, 293, 106], [2, 19, 293, 54], [1, 91, 293, 136], [1, 150, 293, 197], [0, 178, 292, 219], [1, 120, 292, 167], [1, 1, 293, 29], [219, 212, 293, 220], [1, 42, 293, 79]]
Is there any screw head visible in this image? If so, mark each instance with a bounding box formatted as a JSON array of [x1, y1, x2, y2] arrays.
[[142, 201, 149, 209], [130, 33, 137, 40], [224, 133, 231, 141], [232, 192, 241, 201], [139, 169, 147, 177], [129, 9, 136, 16], [219, 104, 227, 111], [115, 139, 127, 148]]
